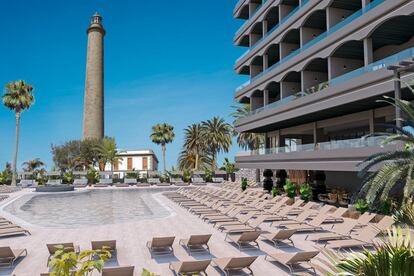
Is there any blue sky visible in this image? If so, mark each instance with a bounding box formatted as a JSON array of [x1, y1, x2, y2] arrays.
[[0, 0, 248, 170]]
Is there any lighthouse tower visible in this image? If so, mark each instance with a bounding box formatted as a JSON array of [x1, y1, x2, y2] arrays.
[[82, 12, 105, 140]]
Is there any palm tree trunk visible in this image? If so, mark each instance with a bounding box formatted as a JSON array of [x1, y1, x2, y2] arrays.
[[162, 144, 166, 174], [11, 112, 21, 186], [255, 169, 261, 184], [195, 153, 199, 170]]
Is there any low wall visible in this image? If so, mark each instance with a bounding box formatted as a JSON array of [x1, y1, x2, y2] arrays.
[[35, 185, 75, 192]]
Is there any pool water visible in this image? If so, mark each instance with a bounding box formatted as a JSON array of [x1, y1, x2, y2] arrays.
[[3, 189, 173, 228]]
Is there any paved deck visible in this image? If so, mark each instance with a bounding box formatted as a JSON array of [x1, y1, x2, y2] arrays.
[[0, 187, 321, 276]]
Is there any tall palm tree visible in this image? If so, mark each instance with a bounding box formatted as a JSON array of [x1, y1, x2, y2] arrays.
[[201, 117, 233, 169], [22, 158, 45, 172], [150, 123, 175, 173], [2, 80, 34, 186], [178, 148, 212, 171], [96, 137, 122, 172], [231, 104, 265, 183], [183, 124, 206, 170], [358, 89, 414, 205]]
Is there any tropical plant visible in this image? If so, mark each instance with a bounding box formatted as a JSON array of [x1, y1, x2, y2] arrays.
[[283, 180, 296, 199], [22, 158, 45, 172], [232, 104, 264, 183], [86, 168, 99, 185], [182, 169, 192, 183], [358, 88, 414, 205], [271, 187, 279, 197], [95, 137, 121, 172], [182, 124, 206, 170], [141, 268, 160, 276], [2, 80, 35, 186], [241, 177, 248, 191], [355, 198, 370, 214], [394, 198, 414, 227], [36, 169, 48, 185], [0, 163, 12, 185], [299, 183, 312, 202], [203, 169, 213, 182], [78, 139, 101, 170], [62, 171, 75, 184], [48, 245, 111, 276], [201, 117, 233, 169], [150, 123, 175, 174], [51, 140, 83, 171], [178, 149, 212, 171], [220, 157, 239, 175], [326, 226, 414, 276]]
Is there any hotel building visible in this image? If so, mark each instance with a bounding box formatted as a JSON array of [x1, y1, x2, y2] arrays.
[[104, 150, 159, 178], [233, 0, 414, 189]]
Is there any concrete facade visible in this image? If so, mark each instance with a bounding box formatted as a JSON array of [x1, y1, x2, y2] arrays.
[[82, 13, 105, 140], [232, 0, 414, 190], [104, 150, 159, 178]]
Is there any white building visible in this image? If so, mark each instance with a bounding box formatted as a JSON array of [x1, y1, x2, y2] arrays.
[[104, 149, 159, 178]]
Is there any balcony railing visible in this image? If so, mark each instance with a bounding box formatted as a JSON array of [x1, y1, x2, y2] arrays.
[[236, 0, 310, 63], [245, 46, 414, 117], [235, 0, 385, 91], [236, 136, 388, 157]]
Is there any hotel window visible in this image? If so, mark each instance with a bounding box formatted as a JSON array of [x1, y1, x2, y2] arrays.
[[113, 162, 119, 171], [142, 157, 148, 170], [127, 158, 133, 170]]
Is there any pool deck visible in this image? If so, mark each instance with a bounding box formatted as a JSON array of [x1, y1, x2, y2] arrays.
[[0, 186, 320, 276]]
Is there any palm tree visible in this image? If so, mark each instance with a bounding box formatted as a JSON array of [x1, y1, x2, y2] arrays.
[[150, 123, 175, 173], [183, 124, 206, 170], [358, 90, 414, 205], [231, 104, 265, 183], [178, 149, 212, 171], [95, 137, 122, 172], [2, 80, 35, 186], [22, 158, 45, 172], [201, 117, 233, 169]]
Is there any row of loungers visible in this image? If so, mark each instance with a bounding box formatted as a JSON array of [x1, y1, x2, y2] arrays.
[[90, 181, 207, 188], [0, 217, 30, 239], [164, 186, 395, 274]]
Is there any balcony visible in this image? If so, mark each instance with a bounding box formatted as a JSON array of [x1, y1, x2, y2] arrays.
[[235, 0, 385, 92], [235, 136, 398, 171]]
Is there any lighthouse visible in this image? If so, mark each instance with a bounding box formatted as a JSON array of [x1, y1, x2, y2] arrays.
[[82, 12, 105, 140]]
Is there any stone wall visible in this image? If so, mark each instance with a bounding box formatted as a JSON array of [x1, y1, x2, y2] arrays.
[[235, 168, 262, 186]]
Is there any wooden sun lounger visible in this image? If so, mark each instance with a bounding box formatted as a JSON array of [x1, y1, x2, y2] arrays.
[[265, 251, 319, 275], [136, 182, 151, 187], [91, 240, 117, 254], [179, 234, 211, 255], [169, 260, 211, 275], [325, 225, 380, 251], [213, 256, 258, 276], [261, 229, 297, 247], [46, 243, 80, 266], [102, 266, 135, 276], [146, 236, 175, 258], [115, 183, 129, 187], [306, 220, 359, 243], [155, 182, 171, 186], [220, 217, 264, 233], [0, 246, 27, 267], [0, 227, 31, 238], [225, 231, 262, 250]]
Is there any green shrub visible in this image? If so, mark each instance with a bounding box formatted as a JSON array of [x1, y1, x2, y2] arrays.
[[62, 171, 74, 184], [141, 268, 160, 276], [160, 173, 170, 183], [125, 171, 138, 179], [299, 183, 312, 202], [241, 178, 248, 191], [355, 198, 369, 214], [283, 180, 296, 198], [48, 245, 111, 276], [271, 187, 279, 197], [183, 169, 192, 183], [86, 168, 99, 184], [203, 169, 213, 182]]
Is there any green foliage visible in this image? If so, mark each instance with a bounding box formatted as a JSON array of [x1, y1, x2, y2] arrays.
[[355, 198, 370, 214], [182, 169, 192, 183], [0, 163, 12, 185], [51, 140, 83, 171], [358, 87, 414, 205], [241, 177, 248, 191], [394, 198, 414, 227], [283, 180, 296, 199], [150, 123, 175, 173], [125, 171, 138, 179], [48, 245, 111, 276], [377, 200, 392, 216], [299, 183, 312, 202], [22, 158, 45, 172], [86, 168, 99, 185], [62, 171, 75, 184], [327, 226, 414, 276], [95, 137, 121, 171], [271, 187, 279, 197], [36, 169, 48, 185], [180, 123, 208, 171], [141, 268, 160, 276], [220, 157, 239, 175], [203, 169, 213, 182], [160, 173, 170, 183]]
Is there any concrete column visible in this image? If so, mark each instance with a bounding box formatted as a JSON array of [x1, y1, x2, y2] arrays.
[[313, 122, 325, 144], [263, 20, 268, 35], [83, 13, 105, 140], [362, 0, 371, 8], [263, 89, 269, 106], [369, 110, 375, 134], [364, 38, 373, 66], [263, 54, 269, 70]]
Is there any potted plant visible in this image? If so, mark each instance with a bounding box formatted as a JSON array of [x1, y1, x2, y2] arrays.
[[271, 187, 279, 198], [241, 177, 248, 191], [283, 180, 296, 199], [263, 169, 274, 193], [276, 170, 287, 189], [220, 158, 239, 182], [299, 183, 312, 202], [355, 198, 369, 214]]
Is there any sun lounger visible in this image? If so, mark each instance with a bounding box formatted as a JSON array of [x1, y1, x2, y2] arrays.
[[0, 246, 27, 267], [192, 177, 206, 185], [225, 231, 262, 250], [136, 182, 150, 187], [283, 213, 334, 232], [0, 227, 30, 238], [261, 229, 297, 247], [212, 177, 225, 183], [73, 179, 88, 187], [306, 220, 359, 243], [46, 242, 80, 266], [179, 234, 211, 254], [146, 236, 175, 258], [213, 256, 257, 276], [169, 260, 211, 275], [148, 178, 161, 185], [95, 178, 113, 187], [220, 217, 264, 233], [115, 182, 129, 187], [102, 266, 135, 276], [91, 240, 117, 255], [265, 251, 319, 275], [124, 178, 137, 185], [46, 179, 62, 185], [325, 225, 380, 251], [19, 179, 37, 188]]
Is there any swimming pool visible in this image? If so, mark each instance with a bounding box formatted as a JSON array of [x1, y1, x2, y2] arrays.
[[3, 189, 173, 228]]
